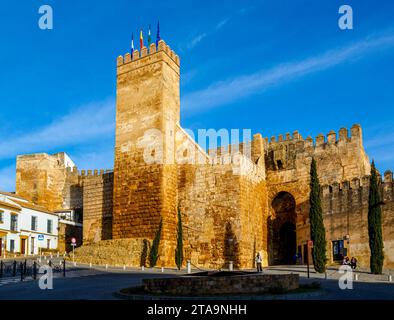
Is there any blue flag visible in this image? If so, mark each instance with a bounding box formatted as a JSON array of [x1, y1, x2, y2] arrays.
[[155, 21, 160, 47], [131, 32, 134, 53]]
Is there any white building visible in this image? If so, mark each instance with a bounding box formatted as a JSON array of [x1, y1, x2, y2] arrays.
[[0, 191, 59, 257]]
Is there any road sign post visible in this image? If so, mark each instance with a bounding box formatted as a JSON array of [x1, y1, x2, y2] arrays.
[[307, 240, 314, 279], [38, 235, 44, 258], [71, 237, 77, 263]]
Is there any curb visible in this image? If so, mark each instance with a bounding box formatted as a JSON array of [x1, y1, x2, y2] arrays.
[[114, 288, 326, 301]]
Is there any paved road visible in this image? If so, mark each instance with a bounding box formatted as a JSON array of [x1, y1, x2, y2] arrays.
[[0, 268, 177, 300], [0, 264, 393, 300]]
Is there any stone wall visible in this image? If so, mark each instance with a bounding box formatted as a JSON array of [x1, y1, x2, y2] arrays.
[[16, 152, 81, 212], [112, 40, 180, 266], [143, 273, 299, 295], [320, 172, 394, 268], [82, 170, 114, 243], [264, 125, 370, 185], [72, 238, 144, 266]]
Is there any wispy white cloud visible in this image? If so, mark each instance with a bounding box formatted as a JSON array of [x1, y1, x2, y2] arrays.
[[0, 99, 115, 160], [182, 32, 394, 114], [216, 18, 229, 30], [187, 33, 207, 49], [185, 12, 235, 50]]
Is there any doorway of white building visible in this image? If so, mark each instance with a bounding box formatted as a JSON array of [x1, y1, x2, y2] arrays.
[[20, 236, 28, 255]]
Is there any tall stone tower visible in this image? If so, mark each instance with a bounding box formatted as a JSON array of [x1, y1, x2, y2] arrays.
[[112, 40, 180, 266]]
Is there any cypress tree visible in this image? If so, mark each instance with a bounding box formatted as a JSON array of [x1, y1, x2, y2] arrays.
[[309, 158, 327, 273], [175, 207, 184, 270], [140, 239, 149, 267], [368, 161, 384, 274], [149, 219, 162, 267]]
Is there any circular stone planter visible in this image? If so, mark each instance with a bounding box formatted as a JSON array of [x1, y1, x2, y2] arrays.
[[142, 271, 299, 296]]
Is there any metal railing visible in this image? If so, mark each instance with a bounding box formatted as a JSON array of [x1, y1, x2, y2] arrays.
[[0, 259, 66, 281]]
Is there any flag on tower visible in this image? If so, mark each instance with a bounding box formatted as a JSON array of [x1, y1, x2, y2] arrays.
[[131, 33, 135, 53], [148, 25, 152, 46], [139, 29, 144, 49], [156, 20, 160, 47]]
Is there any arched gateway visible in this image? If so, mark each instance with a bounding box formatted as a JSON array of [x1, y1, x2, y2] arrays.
[[268, 192, 297, 265]]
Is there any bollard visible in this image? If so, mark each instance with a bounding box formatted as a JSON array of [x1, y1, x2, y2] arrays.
[[161, 267, 164, 273], [49, 260, 52, 267], [12, 261, 16, 277], [354, 273, 359, 281], [20, 262, 24, 281], [0, 261, 3, 278], [73, 262, 76, 267], [24, 260, 27, 276], [141, 266, 145, 271], [33, 262, 37, 280], [105, 264, 108, 270], [123, 265, 126, 271], [50, 254, 53, 259], [229, 261, 233, 272], [187, 260, 191, 274], [389, 275, 392, 282], [57, 252, 59, 258], [89, 263, 92, 268], [63, 259, 66, 277]]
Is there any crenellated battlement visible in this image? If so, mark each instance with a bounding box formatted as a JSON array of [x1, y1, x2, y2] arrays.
[[77, 169, 114, 186], [321, 170, 394, 210], [116, 39, 180, 68], [79, 169, 113, 177], [265, 124, 362, 148], [264, 124, 369, 179]]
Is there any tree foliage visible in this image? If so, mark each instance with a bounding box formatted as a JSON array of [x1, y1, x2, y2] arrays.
[[309, 158, 327, 273], [175, 207, 184, 270], [368, 161, 384, 274], [149, 219, 162, 267]]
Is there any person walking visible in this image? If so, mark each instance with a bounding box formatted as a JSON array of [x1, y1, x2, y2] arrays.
[[255, 252, 263, 272]]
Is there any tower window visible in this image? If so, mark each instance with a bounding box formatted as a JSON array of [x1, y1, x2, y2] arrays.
[[277, 160, 283, 170]]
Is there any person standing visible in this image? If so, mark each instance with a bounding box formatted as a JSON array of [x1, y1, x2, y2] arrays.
[[255, 252, 263, 272]]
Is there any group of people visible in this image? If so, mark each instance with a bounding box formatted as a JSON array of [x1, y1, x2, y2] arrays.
[[254, 252, 358, 272], [343, 256, 358, 269]]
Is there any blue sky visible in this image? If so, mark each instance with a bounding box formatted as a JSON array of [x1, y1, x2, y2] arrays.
[[0, 0, 394, 191]]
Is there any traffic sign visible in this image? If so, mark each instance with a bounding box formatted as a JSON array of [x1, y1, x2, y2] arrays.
[[38, 234, 44, 241], [71, 237, 76, 244]]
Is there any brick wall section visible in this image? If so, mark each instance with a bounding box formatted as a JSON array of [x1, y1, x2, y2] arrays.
[[82, 171, 113, 243]]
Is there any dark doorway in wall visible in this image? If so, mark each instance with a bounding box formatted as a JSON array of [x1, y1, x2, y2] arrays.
[[279, 222, 296, 264], [268, 191, 297, 265]]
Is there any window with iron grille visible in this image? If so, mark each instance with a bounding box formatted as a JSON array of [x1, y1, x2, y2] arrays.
[[10, 214, 18, 231], [0, 210, 3, 223], [31, 216, 37, 231], [10, 239, 15, 253], [47, 219, 53, 234]]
